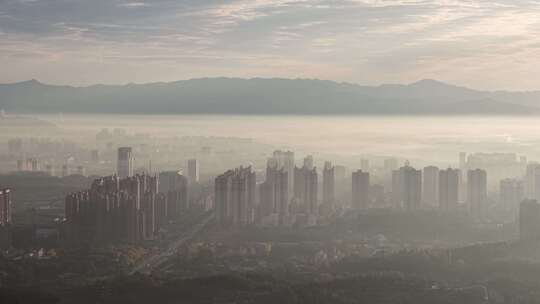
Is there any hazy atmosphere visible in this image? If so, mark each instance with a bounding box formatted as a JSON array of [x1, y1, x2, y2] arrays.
[[2, 0, 540, 90], [3, 1, 540, 304]]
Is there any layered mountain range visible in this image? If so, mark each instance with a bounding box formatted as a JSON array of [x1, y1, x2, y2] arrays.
[[1, 78, 539, 115]]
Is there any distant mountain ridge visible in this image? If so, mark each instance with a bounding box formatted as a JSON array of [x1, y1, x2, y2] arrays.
[[1, 77, 539, 115]]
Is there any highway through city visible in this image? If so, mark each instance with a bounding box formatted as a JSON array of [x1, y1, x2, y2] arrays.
[[129, 212, 214, 275]]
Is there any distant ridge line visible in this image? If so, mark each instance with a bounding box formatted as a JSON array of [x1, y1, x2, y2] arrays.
[[1, 77, 539, 115]]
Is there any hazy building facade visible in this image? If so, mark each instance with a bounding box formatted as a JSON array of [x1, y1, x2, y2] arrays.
[[117, 147, 134, 178], [0, 188, 12, 227], [370, 184, 385, 206], [439, 168, 460, 212], [525, 163, 539, 199], [215, 166, 256, 226], [533, 165, 540, 203], [392, 164, 422, 211], [500, 178, 524, 208], [90, 150, 100, 163], [322, 161, 335, 204], [29, 158, 39, 171], [159, 171, 188, 218], [352, 170, 370, 210], [303, 155, 314, 170], [361, 159, 369, 172], [423, 166, 439, 207], [519, 199, 540, 241], [259, 161, 289, 225], [215, 170, 233, 225], [467, 169, 487, 219], [459, 152, 467, 174], [65, 174, 163, 244], [187, 159, 200, 183], [17, 158, 40, 172], [294, 165, 318, 215], [273, 150, 295, 200]]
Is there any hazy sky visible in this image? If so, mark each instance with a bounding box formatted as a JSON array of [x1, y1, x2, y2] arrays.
[[1, 0, 540, 90]]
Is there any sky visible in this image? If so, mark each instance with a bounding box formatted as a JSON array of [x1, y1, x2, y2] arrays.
[[1, 0, 540, 90]]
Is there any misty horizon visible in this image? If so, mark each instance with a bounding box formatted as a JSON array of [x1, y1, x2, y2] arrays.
[[3, 1, 540, 303], [4, 77, 540, 94], [3, 77, 540, 116]]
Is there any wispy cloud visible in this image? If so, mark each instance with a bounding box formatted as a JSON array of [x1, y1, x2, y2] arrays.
[[0, 0, 539, 89]]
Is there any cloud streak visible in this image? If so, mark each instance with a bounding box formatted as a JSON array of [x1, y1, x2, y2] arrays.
[[0, 0, 539, 89]]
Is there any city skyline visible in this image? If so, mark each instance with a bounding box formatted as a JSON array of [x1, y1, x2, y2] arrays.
[[4, 2, 540, 302], [5, 130, 540, 302]]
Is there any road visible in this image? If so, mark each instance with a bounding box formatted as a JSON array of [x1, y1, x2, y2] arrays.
[[129, 212, 214, 275]]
